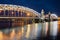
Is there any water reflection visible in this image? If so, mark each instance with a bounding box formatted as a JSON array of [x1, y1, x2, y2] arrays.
[[25, 24, 30, 38], [0, 21, 58, 40]]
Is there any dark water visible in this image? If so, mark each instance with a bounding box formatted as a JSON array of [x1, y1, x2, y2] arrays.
[[0, 22, 59, 40]]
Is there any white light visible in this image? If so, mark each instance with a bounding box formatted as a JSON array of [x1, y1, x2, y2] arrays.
[[25, 24, 30, 38]]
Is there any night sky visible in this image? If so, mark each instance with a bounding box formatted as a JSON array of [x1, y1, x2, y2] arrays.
[[0, 0, 60, 16]]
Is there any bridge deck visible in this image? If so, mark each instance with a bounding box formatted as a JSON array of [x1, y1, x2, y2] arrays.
[[0, 17, 58, 19], [0, 17, 40, 19]]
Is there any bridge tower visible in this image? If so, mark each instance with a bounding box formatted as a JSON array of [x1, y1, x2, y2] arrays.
[[41, 9, 45, 19]]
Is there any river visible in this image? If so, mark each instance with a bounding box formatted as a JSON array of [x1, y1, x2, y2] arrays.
[[0, 21, 58, 40]]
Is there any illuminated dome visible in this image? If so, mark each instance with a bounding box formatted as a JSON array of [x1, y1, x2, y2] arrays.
[[51, 14, 58, 19]]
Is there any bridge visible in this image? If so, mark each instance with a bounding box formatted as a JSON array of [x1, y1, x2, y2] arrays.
[[0, 4, 58, 20], [0, 4, 42, 29], [0, 4, 59, 40], [0, 4, 58, 28], [0, 4, 40, 17]]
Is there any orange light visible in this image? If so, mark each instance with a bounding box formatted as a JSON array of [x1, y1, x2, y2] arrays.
[[27, 13, 30, 16], [0, 31, 3, 39], [25, 24, 30, 38], [10, 29, 15, 39], [0, 10, 2, 13]]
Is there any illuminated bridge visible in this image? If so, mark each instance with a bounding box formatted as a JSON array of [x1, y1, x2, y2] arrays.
[[0, 4, 40, 17], [0, 4, 59, 40], [0, 4, 58, 28], [0, 4, 41, 28]]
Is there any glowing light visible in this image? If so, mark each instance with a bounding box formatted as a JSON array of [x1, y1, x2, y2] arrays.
[[22, 27, 24, 34], [0, 31, 3, 40], [27, 13, 30, 16], [10, 29, 15, 39], [34, 23, 38, 36], [16, 31, 22, 39], [25, 24, 30, 38], [45, 22, 48, 35], [50, 21, 58, 36], [0, 10, 3, 13], [12, 12, 14, 14]]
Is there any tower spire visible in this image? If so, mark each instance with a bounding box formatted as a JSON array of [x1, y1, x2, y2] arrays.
[[41, 9, 44, 14], [41, 9, 45, 18]]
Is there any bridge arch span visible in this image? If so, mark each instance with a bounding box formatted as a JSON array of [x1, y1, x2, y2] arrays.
[[0, 4, 40, 17]]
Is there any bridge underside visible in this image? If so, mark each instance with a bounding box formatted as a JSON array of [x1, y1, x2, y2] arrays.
[[0, 17, 58, 29], [0, 18, 40, 29]]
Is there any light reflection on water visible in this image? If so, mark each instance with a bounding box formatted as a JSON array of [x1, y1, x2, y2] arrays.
[[0, 21, 58, 40]]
